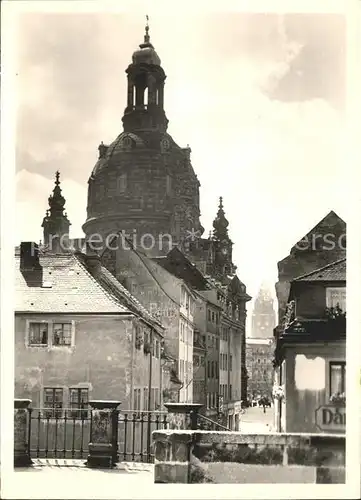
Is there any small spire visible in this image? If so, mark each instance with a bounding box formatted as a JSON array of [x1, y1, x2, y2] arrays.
[[42, 171, 71, 249], [144, 15, 150, 44], [212, 195, 229, 241]]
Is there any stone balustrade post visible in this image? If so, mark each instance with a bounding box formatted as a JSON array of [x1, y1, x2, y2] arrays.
[[164, 403, 203, 430], [86, 400, 121, 468], [14, 399, 32, 467]]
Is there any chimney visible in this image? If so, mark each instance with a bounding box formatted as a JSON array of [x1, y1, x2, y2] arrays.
[[84, 241, 101, 275], [20, 242, 41, 271]]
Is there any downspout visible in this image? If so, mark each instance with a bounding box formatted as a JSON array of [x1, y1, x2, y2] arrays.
[[130, 321, 135, 410], [147, 328, 153, 458], [159, 337, 163, 410]]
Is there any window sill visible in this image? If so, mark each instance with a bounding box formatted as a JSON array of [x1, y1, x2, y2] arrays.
[[26, 345, 74, 349]]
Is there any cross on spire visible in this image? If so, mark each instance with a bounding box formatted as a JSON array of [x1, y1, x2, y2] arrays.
[[144, 14, 150, 44]]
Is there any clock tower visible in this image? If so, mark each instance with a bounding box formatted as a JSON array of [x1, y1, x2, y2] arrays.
[[251, 284, 276, 339], [208, 197, 236, 279]]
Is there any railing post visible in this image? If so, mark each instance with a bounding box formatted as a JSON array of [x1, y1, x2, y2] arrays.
[[86, 400, 121, 468], [164, 403, 203, 430], [14, 399, 33, 467]]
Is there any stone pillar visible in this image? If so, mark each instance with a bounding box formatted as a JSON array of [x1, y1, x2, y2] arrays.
[[86, 400, 120, 468], [164, 403, 203, 430], [153, 430, 192, 483], [14, 399, 32, 467]]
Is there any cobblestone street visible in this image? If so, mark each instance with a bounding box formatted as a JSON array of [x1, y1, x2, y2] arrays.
[[240, 405, 274, 433]]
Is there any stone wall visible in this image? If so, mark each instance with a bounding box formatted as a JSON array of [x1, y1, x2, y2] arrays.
[[153, 430, 345, 484]]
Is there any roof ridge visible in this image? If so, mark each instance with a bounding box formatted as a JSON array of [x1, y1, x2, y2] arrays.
[[73, 254, 130, 313], [298, 211, 346, 240], [293, 257, 346, 281]]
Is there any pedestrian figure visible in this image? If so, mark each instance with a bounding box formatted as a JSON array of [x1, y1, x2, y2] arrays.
[[260, 396, 266, 413]]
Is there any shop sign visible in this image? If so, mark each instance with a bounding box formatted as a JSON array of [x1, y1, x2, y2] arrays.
[[315, 405, 346, 431]]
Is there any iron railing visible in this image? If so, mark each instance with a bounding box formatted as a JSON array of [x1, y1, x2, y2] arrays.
[[117, 410, 169, 463], [27, 408, 231, 463], [197, 413, 231, 431], [28, 408, 91, 460], [27, 407, 170, 463]]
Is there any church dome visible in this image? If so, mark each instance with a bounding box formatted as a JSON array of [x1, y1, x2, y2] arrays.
[[132, 22, 161, 66], [132, 45, 161, 66], [91, 133, 146, 178]]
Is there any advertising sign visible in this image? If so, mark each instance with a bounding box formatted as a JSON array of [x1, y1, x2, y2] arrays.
[[315, 405, 346, 432]]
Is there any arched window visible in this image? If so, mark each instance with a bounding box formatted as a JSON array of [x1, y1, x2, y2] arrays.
[[144, 87, 148, 107]]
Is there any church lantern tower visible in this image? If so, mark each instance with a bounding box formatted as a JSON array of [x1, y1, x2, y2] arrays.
[[122, 20, 168, 136], [83, 18, 203, 253]]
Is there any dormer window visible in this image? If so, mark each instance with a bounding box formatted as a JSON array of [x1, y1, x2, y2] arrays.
[[121, 135, 134, 150], [161, 138, 170, 152]]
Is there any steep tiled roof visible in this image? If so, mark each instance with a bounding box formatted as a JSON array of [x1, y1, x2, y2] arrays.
[[289, 211, 346, 255], [15, 252, 131, 314], [293, 258, 346, 282]]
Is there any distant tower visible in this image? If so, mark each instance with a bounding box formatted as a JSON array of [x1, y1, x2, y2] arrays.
[[42, 171, 71, 251], [251, 284, 276, 339]]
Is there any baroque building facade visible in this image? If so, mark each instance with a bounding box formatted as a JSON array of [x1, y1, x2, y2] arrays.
[[246, 337, 274, 401]]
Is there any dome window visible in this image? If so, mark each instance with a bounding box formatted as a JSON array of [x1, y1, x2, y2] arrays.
[[121, 135, 134, 150], [117, 174, 127, 194], [166, 175, 172, 195], [161, 138, 170, 152]]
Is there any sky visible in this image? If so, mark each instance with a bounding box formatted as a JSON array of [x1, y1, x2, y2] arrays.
[[15, 10, 351, 325]]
